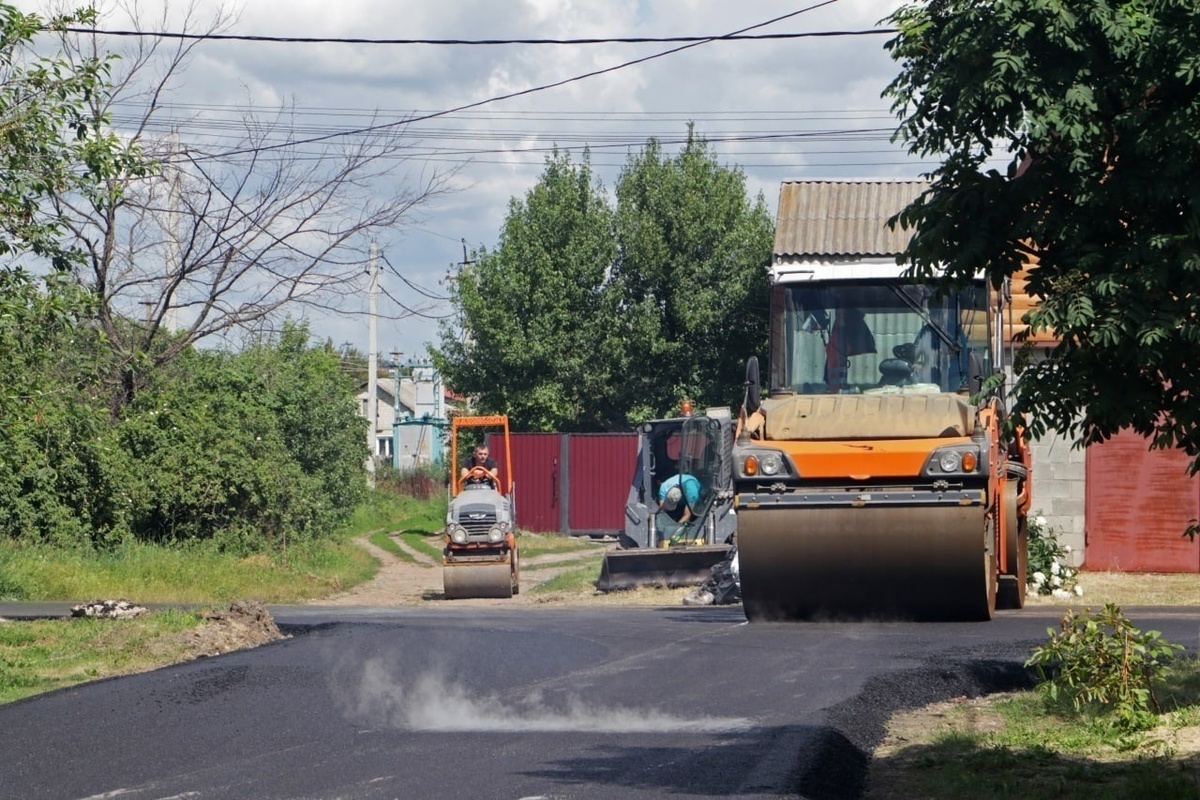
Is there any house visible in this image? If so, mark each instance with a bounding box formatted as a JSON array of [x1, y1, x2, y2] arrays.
[[357, 380, 404, 462], [357, 363, 455, 469]]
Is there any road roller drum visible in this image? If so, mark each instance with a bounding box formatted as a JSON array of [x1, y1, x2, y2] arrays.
[[738, 504, 996, 621]]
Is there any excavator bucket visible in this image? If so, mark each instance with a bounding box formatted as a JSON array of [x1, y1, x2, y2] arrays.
[[597, 545, 730, 592]]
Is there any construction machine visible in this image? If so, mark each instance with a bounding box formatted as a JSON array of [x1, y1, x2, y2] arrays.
[[732, 263, 1032, 621], [442, 415, 520, 599], [597, 407, 737, 591]]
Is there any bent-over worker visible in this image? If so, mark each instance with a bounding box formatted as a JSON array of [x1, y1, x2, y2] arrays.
[[658, 472, 701, 524]]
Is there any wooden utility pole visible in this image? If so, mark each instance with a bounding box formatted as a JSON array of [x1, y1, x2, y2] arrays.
[[366, 242, 379, 487]]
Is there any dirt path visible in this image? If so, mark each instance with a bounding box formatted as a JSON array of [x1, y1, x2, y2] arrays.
[[311, 532, 651, 608]]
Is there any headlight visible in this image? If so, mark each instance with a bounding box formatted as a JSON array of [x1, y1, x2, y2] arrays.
[[926, 448, 979, 475], [450, 526, 468, 544], [488, 527, 504, 543], [740, 449, 791, 478], [938, 451, 961, 473]]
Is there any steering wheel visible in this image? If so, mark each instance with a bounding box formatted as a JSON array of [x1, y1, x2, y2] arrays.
[[459, 466, 496, 491]]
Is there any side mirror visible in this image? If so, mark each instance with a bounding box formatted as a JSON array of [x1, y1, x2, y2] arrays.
[[744, 356, 761, 415]]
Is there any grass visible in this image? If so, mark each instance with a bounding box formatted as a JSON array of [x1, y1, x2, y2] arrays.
[[0, 491, 449, 605], [0, 489, 447, 706], [867, 657, 1200, 798], [1028, 571, 1200, 607], [0, 537, 377, 604], [518, 533, 608, 560], [0, 608, 206, 705], [529, 563, 606, 595]]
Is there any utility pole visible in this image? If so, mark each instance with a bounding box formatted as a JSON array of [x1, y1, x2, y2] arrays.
[[163, 130, 181, 332], [366, 242, 379, 488], [391, 349, 403, 471]]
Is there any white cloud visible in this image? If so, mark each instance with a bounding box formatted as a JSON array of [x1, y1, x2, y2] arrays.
[[53, 0, 925, 358]]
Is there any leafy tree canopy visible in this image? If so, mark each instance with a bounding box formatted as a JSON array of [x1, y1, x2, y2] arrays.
[[432, 133, 772, 432], [0, 3, 136, 267], [884, 0, 1200, 467]]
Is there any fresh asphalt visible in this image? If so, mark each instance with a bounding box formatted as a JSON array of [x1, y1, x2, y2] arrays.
[[1, 602, 1198, 800]]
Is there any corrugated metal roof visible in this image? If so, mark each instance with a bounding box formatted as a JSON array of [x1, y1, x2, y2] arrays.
[[773, 180, 928, 259]]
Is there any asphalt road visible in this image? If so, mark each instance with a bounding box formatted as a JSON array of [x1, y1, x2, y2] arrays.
[[2, 604, 1199, 800]]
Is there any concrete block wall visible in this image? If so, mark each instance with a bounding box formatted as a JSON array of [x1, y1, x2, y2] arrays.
[[1027, 429, 1087, 567]]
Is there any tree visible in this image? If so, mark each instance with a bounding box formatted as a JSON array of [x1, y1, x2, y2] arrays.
[[883, 1, 1200, 470], [0, 3, 152, 545], [613, 129, 773, 415], [48, 2, 456, 407], [432, 150, 623, 431], [431, 135, 773, 432]]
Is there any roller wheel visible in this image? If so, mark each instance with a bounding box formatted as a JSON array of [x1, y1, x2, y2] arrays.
[[996, 480, 1028, 610], [511, 548, 520, 596]]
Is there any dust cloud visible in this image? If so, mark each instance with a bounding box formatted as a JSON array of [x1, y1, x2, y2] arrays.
[[342, 658, 752, 734]]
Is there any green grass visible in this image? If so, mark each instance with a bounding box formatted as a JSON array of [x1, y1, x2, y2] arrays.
[[886, 735, 1200, 799], [518, 532, 607, 560], [0, 609, 206, 705], [0, 538, 376, 604], [529, 563, 604, 594], [346, 490, 446, 539], [398, 531, 445, 560], [0, 489, 448, 604], [0, 489, 451, 707], [872, 658, 1200, 798]]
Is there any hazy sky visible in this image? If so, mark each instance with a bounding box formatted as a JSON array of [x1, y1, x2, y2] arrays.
[[65, 0, 937, 362]]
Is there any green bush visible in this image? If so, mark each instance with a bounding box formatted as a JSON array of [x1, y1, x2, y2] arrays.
[[1026, 603, 1184, 731], [1, 317, 369, 553], [1026, 513, 1081, 597]]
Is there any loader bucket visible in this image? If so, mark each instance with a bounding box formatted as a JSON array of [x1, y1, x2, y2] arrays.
[[596, 545, 731, 592]]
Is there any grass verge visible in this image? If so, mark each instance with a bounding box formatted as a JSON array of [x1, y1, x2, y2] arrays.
[[0, 489, 447, 707], [0, 608, 206, 705], [866, 657, 1200, 799], [0, 491, 447, 604]]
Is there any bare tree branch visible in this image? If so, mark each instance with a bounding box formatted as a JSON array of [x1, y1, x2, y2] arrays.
[[42, 0, 458, 403]]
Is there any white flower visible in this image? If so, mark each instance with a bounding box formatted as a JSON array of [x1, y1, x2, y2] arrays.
[[1052, 588, 1072, 599], [1032, 571, 1046, 585], [1074, 584, 1084, 596], [1051, 562, 1061, 575], [1051, 574, 1062, 587], [1064, 545, 1072, 554], [1036, 515, 1047, 527]]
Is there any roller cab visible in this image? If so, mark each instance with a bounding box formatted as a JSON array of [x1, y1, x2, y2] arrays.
[[733, 267, 1032, 621]]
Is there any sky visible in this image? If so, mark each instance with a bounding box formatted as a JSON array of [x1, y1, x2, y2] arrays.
[[55, 0, 939, 364]]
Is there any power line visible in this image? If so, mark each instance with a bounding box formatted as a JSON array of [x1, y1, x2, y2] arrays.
[[64, 28, 894, 46], [378, 281, 452, 320], [381, 253, 449, 301], [185, 1, 847, 162]]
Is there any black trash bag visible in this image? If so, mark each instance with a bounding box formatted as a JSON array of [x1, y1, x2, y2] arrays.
[[683, 546, 741, 606]]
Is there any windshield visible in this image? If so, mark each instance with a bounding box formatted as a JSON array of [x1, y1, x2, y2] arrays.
[[768, 280, 989, 395]]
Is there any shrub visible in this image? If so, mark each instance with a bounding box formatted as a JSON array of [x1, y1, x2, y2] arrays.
[[1026, 513, 1081, 598], [1026, 603, 1184, 731]]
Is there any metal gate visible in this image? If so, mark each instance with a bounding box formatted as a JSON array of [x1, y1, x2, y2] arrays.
[[1085, 429, 1200, 572], [507, 432, 637, 535]]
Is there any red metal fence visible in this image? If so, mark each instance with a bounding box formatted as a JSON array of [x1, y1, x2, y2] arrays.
[[1085, 429, 1200, 572], [493, 432, 637, 535]]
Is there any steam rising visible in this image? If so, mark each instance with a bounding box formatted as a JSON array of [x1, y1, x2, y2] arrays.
[[343, 658, 752, 734]]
